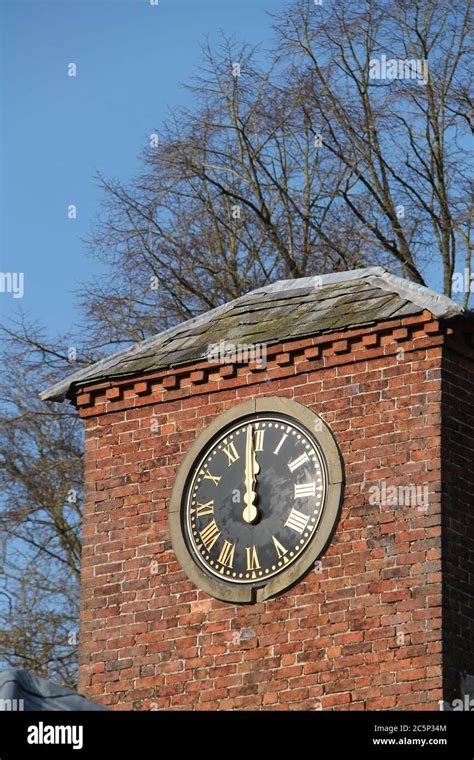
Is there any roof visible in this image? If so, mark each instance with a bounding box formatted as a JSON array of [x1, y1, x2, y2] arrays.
[[40, 267, 463, 403], [0, 669, 109, 711]]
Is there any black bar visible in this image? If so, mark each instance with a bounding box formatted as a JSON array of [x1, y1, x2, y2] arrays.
[[0, 709, 471, 758]]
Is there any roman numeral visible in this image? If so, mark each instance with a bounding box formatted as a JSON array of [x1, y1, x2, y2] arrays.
[[273, 433, 288, 455], [285, 508, 310, 534], [272, 536, 289, 563], [288, 452, 309, 472], [245, 545, 261, 572], [254, 429, 265, 451], [222, 441, 239, 466], [217, 540, 235, 568], [195, 500, 214, 518], [199, 520, 221, 551], [201, 468, 221, 486], [294, 482, 316, 498]]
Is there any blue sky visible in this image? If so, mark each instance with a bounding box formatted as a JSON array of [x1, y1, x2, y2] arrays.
[[0, 0, 287, 334]]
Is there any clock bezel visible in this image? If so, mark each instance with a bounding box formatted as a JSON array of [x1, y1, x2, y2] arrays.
[[169, 397, 344, 604]]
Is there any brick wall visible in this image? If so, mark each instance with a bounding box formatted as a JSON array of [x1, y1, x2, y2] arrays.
[[76, 311, 463, 710]]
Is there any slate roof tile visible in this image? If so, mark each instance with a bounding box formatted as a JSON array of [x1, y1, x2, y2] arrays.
[[40, 267, 463, 401]]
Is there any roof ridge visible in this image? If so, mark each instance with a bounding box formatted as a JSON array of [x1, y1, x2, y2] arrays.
[[247, 267, 386, 295], [366, 271, 462, 319]]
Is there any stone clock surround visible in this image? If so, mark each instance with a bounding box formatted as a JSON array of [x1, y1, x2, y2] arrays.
[[168, 397, 344, 604], [70, 308, 474, 710]]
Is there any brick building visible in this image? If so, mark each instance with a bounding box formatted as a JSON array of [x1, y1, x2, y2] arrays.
[[41, 267, 474, 711]]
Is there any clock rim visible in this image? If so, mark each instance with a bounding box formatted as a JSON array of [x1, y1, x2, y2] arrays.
[[169, 397, 344, 604]]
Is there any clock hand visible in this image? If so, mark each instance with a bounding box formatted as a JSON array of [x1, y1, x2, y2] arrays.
[[243, 424, 259, 524]]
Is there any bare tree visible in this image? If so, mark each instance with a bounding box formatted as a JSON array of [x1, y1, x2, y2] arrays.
[[275, 0, 472, 293], [0, 318, 87, 687], [83, 1, 472, 352], [83, 36, 369, 347]]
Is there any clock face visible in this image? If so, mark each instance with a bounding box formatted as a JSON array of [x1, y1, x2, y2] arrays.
[[182, 413, 327, 587]]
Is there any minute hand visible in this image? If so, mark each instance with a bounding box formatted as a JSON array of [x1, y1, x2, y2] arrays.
[[243, 424, 259, 524]]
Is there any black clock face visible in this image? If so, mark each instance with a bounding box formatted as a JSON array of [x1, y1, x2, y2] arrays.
[[183, 413, 327, 586]]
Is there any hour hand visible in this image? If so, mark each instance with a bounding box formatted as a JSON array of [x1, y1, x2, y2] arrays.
[[243, 424, 259, 524]]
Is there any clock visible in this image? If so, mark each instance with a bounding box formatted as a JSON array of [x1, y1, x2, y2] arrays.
[[169, 398, 344, 603]]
